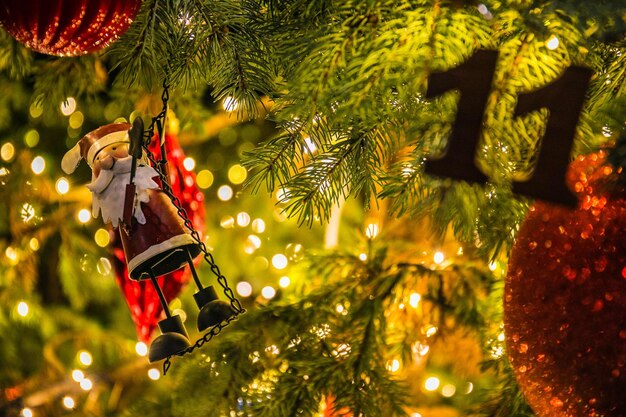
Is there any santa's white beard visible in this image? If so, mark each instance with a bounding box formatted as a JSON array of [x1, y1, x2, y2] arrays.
[[86, 156, 160, 228]]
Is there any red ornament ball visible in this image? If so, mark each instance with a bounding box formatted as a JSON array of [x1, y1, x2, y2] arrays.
[[505, 150, 626, 417], [0, 0, 141, 56]]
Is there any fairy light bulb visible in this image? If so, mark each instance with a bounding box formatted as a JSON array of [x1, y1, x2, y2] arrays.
[[424, 376, 440, 391], [441, 384, 456, 397], [55, 177, 70, 195], [217, 185, 233, 201], [78, 350, 92, 366], [94, 229, 110, 247], [433, 251, 444, 265], [135, 342, 148, 356], [365, 223, 379, 239], [236, 281, 253, 297], [72, 369, 85, 382], [409, 293, 421, 308], [17, 301, 29, 317], [237, 212, 251, 227], [1, 142, 15, 161], [261, 286, 276, 300], [21, 407, 33, 417], [61, 97, 77, 115], [77, 209, 91, 223], [223, 96, 238, 112], [251, 218, 266, 233], [196, 170, 214, 189], [546, 35, 560, 50], [79, 378, 93, 391], [272, 254, 288, 270], [31, 156, 45, 174], [228, 164, 247, 184], [183, 157, 196, 171], [148, 368, 161, 380], [279, 276, 291, 288], [62, 396, 75, 409]]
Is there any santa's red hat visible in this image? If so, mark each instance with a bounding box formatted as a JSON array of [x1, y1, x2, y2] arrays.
[[61, 123, 131, 174]]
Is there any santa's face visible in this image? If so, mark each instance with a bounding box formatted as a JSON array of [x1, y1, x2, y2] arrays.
[[93, 143, 130, 177]]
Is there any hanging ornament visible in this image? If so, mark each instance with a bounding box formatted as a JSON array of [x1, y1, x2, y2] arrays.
[[110, 131, 206, 343], [0, 0, 142, 56], [505, 149, 626, 417], [62, 118, 239, 364]]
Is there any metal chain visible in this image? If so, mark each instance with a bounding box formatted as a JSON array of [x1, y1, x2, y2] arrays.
[[141, 80, 245, 374]]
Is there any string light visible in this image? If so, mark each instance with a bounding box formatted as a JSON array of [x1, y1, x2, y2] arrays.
[[62, 396, 75, 409], [465, 382, 474, 394], [433, 251, 444, 265], [79, 378, 93, 391], [77, 209, 91, 223], [135, 342, 148, 357], [220, 215, 235, 229], [424, 325, 438, 338], [217, 185, 233, 201], [30, 101, 44, 118], [21, 203, 36, 223], [276, 187, 290, 203], [441, 384, 456, 397], [411, 413, 422, 417], [424, 376, 440, 391], [489, 261, 497, 271], [1, 142, 15, 161], [237, 212, 251, 227], [78, 350, 93, 366], [222, 96, 238, 112], [228, 164, 247, 184], [24, 130, 39, 148], [5, 246, 18, 263], [147, 368, 161, 380], [17, 301, 29, 317], [365, 223, 379, 239], [279, 276, 291, 288], [303, 136, 317, 154], [29, 238, 40, 251], [31, 156, 45, 174], [55, 178, 70, 195], [183, 157, 196, 171], [248, 235, 262, 249], [261, 286, 276, 300], [546, 35, 560, 50], [252, 218, 266, 233], [69, 112, 84, 129], [359, 253, 367, 261], [236, 281, 253, 297], [271, 254, 288, 270], [386, 359, 401, 373], [94, 228, 110, 247], [71, 369, 85, 382], [196, 170, 214, 189], [61, 97, 77, 116], [21, 407, 33, 417], [409, 293, 421, 308]]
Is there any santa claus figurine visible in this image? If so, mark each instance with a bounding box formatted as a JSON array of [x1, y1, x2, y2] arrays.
[[61, 122, 201, 279], [61, 122, 235, 362]]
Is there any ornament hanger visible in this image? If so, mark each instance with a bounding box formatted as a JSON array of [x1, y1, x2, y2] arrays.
[[139, 80, 245, 374]]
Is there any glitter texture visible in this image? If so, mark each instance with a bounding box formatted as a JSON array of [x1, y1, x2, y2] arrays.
[[0, 0, 142, 56], [505, 150, 626, 417]]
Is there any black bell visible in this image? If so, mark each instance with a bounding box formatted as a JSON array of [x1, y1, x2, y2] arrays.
[[194, 286, 236, 331], [149, 315, 192, 363]]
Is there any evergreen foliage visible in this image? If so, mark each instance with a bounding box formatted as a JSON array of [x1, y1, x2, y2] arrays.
[[0, 1, 625, 416]]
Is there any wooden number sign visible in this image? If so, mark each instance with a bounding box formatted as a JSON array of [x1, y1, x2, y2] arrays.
[[424, 49, 593, 207]]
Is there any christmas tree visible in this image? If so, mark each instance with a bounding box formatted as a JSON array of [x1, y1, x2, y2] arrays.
[[0, 1, 625, 416]]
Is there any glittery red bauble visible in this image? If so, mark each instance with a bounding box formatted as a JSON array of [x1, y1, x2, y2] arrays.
[[505, 150, 626, 417], [0, 0, 141, 56], [112, 133, 205, 343]]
